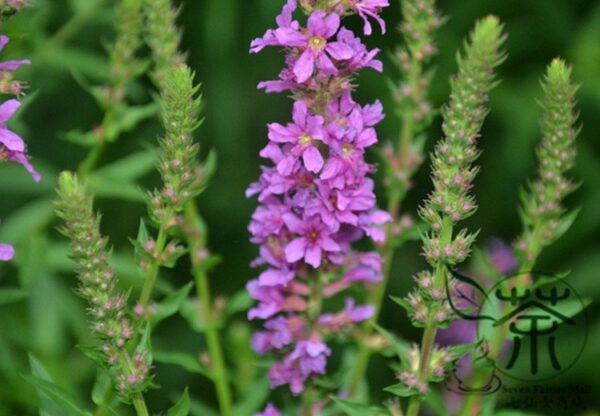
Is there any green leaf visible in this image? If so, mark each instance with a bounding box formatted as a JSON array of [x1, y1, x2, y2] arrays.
[[167, 388, 190, 416], [153, 351, 212, 380], [383, 382, 420, 398], [42, 46, 109, 78], [189, 397, 219, 416], [0, 198, 55, 244], [423, 389, 450, 416], [448, 343, 476, 359], [330, 396, 391, 416], [0, 164, 55, 195], [93, 149, 158, 181], [232, 376, 269, 416], [137, 323, 153, 361], [371, 323, 411, 361], [91, 370, 111, 406], [389, 295, 412, 315], [552, 207, 581, 242], [60, 130, 97, 147], [105, 103, 159, 142], [180, 300, 205, 333], [151, 282, 194, 326], [87, 175, 146, 202], [26, 355, 91, 416], [69, 69, 105, 106], [0, 288, 28, 305], [391, 220, 429, 248], [15, 234, 50, 289], [223, 291, 253, 319]]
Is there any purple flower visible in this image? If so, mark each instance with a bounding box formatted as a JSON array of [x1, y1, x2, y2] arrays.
[[283, 213, 340, 268], [0, 99, 40, 182], [488, 238, 518, 275], [0, 242, 14, 261], [269, 340, 330, 395], [268, 100, 326, 174], [255, 403, 281, 416], [252, 316, 294, 354], [351, 0, 389, 35], [276, 10, 354, 82], [318, 298, 374, 331], [335, 28, 383, 72], [0, 36, 30, 71], [250, 0, 299, 53]]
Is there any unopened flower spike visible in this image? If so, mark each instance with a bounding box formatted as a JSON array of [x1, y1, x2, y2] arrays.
[[399, 16, 505, 416], [148, 64, 202, 227], [248, 0, 390, 399], [144, 0, 186, 90], [54, 172, 152, 400], [516, 58, 579, 267], [104, 0, 144, 106]]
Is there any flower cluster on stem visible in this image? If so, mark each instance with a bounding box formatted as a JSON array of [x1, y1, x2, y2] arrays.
[[515, 58, 579, 269], [400, 16, 505, 416], [0, 6, 38, 262], [144, 2, 234, 414], [143, 0, 186, 90], [459, 58, 580, 416], [248, 0, 390, 400], [54, 172, 152, 403]]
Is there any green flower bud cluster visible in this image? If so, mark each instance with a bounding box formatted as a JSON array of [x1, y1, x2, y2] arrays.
[[403, 16, 505, 400], [516, 59, 579, 264], [384, 0, 443, 210], [392, 0, 443, 121], [144, 0, 186, 91], [149, 64, 203, 227], [105, 0, 144, 105], [55, 172, 151, 398], [422, 16, 505, 231]]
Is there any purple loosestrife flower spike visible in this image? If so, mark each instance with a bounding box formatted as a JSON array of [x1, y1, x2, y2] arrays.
[[248, 0, 390, 397]]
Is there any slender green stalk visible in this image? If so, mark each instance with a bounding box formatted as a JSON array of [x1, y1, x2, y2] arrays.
[[137, 227, 167, 306], [184, 202, 233, 416], [399, 17, 505, 415], [460, 58, 579, 416]]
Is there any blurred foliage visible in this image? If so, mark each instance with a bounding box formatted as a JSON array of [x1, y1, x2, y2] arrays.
[[0, 0, 598, 414]]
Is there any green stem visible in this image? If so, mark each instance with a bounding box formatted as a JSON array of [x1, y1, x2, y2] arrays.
[[348, 59, 422, 397], [137, 228, 167, 306], [184, 202, 233, 416], [301, 386, 315, 416], [406, 216, 453, 416], [118, 351, 150, 416], [92, 389, 113, 416], [78, 142, 106, 177], [405, 322, 437, 416], [131, 394, 149, 416], [300, 273, 326, 414]]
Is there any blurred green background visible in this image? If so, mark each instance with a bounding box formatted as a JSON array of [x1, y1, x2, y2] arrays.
[[0, 0, 599, 414]]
